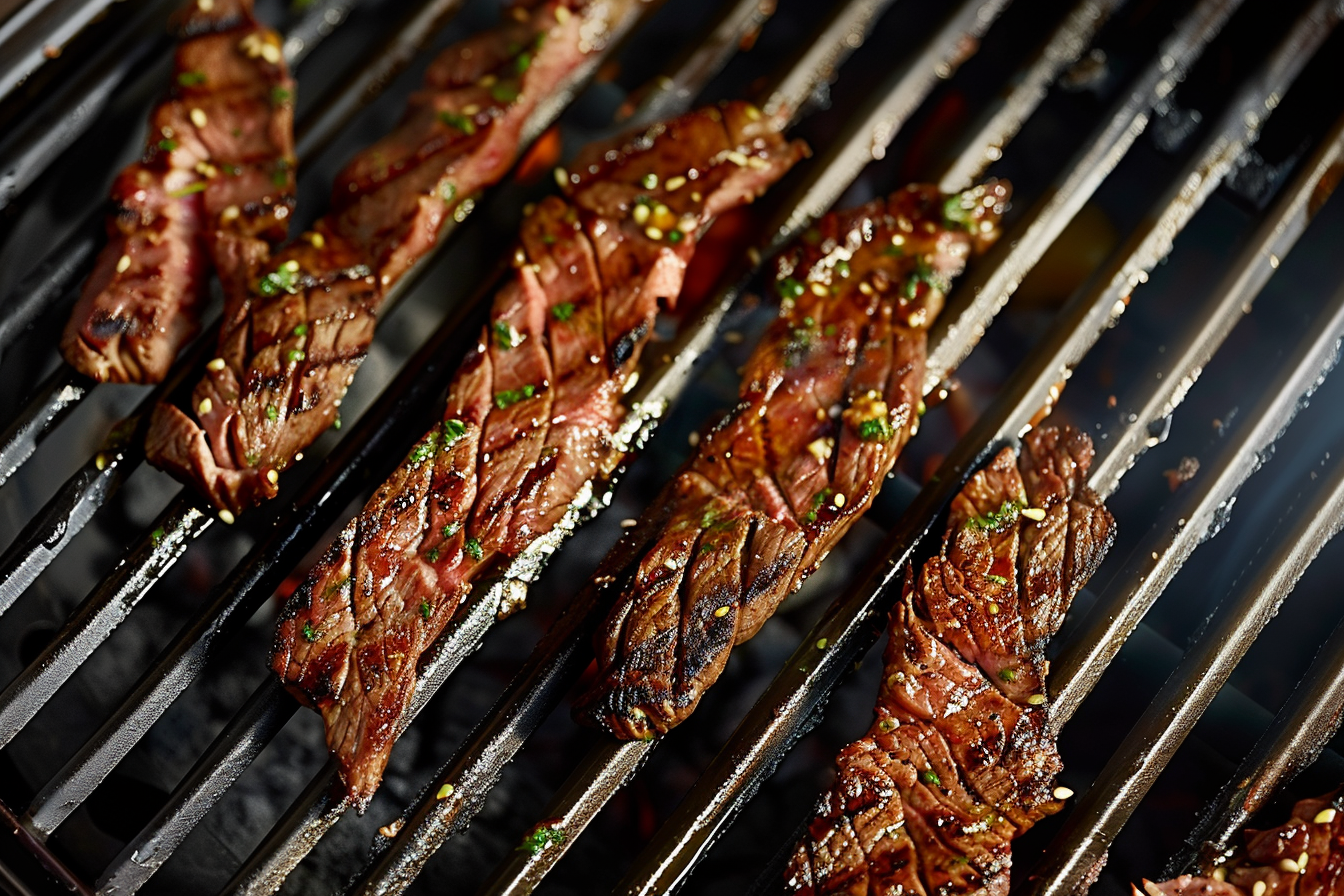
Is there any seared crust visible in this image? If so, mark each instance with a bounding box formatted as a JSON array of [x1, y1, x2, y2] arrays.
[[62, 0, 295, 384], [269, 101, 806, 808], [572, 181, 1011, 740], [785, 429, 1114, 894]]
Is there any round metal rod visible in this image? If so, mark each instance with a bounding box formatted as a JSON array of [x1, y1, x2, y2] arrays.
[[611, 4, 1336, 890], [922, 0, 1243, 393], [1163, 613, 1344, 878], [937, 0, 1125, 195], [1026, 413, 1344, 894]]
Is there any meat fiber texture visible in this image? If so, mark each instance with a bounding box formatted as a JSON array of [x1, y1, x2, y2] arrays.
[[145, 0, 619, 515], [269, 100, 807, 809], [62, 0, 296, 384], [1138, 790, 1344, 896], [572, 181, 1011, 740], [784, 427, 1115, 895]]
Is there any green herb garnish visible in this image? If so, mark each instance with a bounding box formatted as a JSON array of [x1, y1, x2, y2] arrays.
[[257, 264, 300, 297], [441, 521, 462, 539], [158, 138, 179, 152], [168, 181, 207, 198], [151, 527, 166, 546], [515, 52, 532, 74], [490, 82, 520, 103], [998, 668, 1017, 683], [265, 405, 279, 422], [551, 302, 575, 322], [493, 320, 523, 349], [465, 537, 484, 561], [517, 826, 566, 856], [921, 770, 941, 786], [286, 349, 305, 363], [986, 573, 1008, 585], [420, 600, 433, 618], [857, 417, 895, 442], [293, 323, 309, 337], [493, 384, 536, 409], [426, 548, 440, 562], [943, 193, 977, 231], [408, 432, 440, 465], [438, 111, 476, 135], [270, 86, 292, 105], [177, 70, 207, 87], [777, 277, 805, 299], [302, 621, 318, 642], [966, 499, 1024, 532]]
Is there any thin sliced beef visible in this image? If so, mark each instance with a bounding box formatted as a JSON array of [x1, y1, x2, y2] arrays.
[[62, 0, 295, 384], [572, 181, 1011, 740], [785, 428, 1115, 895], [269, 101, 807, 808], [146, 0, 620, 514], [1139, 790, 1344, 896]]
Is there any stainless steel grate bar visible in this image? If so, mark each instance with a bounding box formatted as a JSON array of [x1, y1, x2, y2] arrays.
[[1025, 333, 1344, 891], [610, 3, 1337, 890]]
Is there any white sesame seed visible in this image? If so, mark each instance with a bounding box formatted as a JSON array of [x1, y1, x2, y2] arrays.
[[620, 518, 638, 528], [218, 509, 235, 525], [714, 606, 730, 618], [747, 156, 770, 170], [260, 43, 280, 64], [199, 0, 213, 10], [554, 167, 568, 188], [116, 254, 132, 274], [1210, 867, 1226, 882], [745, 105, 761, 120], [462, 104, 480, 115], [1316, 808, 1337, 824], [267, 469, 279, 484], [221, 205, 240, 223], [283, 259, 300, 272], [988, 602, 1000, 615], [832, 493, 845, 508], [1299, 851, 1309, 869], [632, 204, 650, 225], [94, 453, 108, 471], [554, 5, 571, 23], [1252, 882, 1267, 896], [725, 151, 749, 167], [644, 226, 663, 241], [1279, 859, 1300, 873], [1027, 694, 1046, 705], [664, 558, 678, 570], [190, 108, 207, 128], [1053, 787, 1074, 800], [207, 357, 226, 371], [1022, 507, 1046, 521], [688, 431, 700, 447], [664, 176, 686, 191], [308, 232, 325, 249], [198, 398, 213, 415]]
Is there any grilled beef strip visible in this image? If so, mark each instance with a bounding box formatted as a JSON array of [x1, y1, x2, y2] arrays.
[[62, 0, 296, 384], [572, 181, 1011, 741], [269, 101, 807, 808], [145, 0, 619, 516], [784, 427, 1115, 895], [1139, 790, 1344, 895]]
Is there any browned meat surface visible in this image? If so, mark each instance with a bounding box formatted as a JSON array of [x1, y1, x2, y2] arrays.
[[1138, 790, 1344, 896], [146, 0, 619, 515], [269, 101, 807, 808], [784, 428, 1115, 895], [572, 181, 1010, 740], [62, 0, 295, 384]]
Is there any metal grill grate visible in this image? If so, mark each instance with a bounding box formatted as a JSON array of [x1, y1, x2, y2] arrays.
[[1, 0, 1344, 894]]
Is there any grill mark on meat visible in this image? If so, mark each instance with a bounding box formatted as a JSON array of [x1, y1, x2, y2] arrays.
[[573, 182, 1010, 741], [784, 429, 1115, 894], [270, 101, 806, 806], [1139, 789, 1344, 895], [63, 0, 296, 384], [147, 0, 610, 515]]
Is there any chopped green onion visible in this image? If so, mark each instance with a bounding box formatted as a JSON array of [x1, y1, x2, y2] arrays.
[[465, 537, 484, 561], [493, 384, 536, 409], [438, 111, 476, 135], [551, 302, 575, 322], [177, 70, 207, 87], [168, 181, 207, 198]]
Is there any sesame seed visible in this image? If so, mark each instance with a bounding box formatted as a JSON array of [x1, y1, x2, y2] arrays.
[[714, 606, 730, 618], [816, 638, 828, 650], [688, 431, 700, 447], [858, 282, 874, 295], [988, 602, 1000, 615], [725, 151, 749, 167], [218, 509, 235, 525], [116, 254, 132, 274], [1318, 808, 1338, 824], [1252, 882, 1267, 896], [94, 453, 108, 471], [644, 226, 664, 240], [664, 558, 678, 570], [1027, 694, 1046, 705], [810, 282, 827, 296], [1299, 851, 1309, 868], [198, 398, 214, 415], [283, 259, 300, 272], [221, 205, 240, 223], [665, 175, 686, 191], [1210, 867, 1226, 882], [620, 518, 638, 528], [554, 5, 571, 23], [190, 108, 207, 128], [554, 167, 568, 188], [833, 493, 846, 508], [690, 191, 702, 202], [1022, 507, 1046, 521], [295, 452, 304, 461], [747, 156, 770, 170], [745, 105, 761, 120], [632, 204, 650, 225], [1278, 859, 1300, 873], [436, 783, 455, 799], [1053, 787, 1073, 800], [260, 43, 280, 64], [462, 104, 480, 115], [891, 234, 905, 247], [308, 232, 325, 249], [199, 0, 213, 9], [207, 358, 226, 372]]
